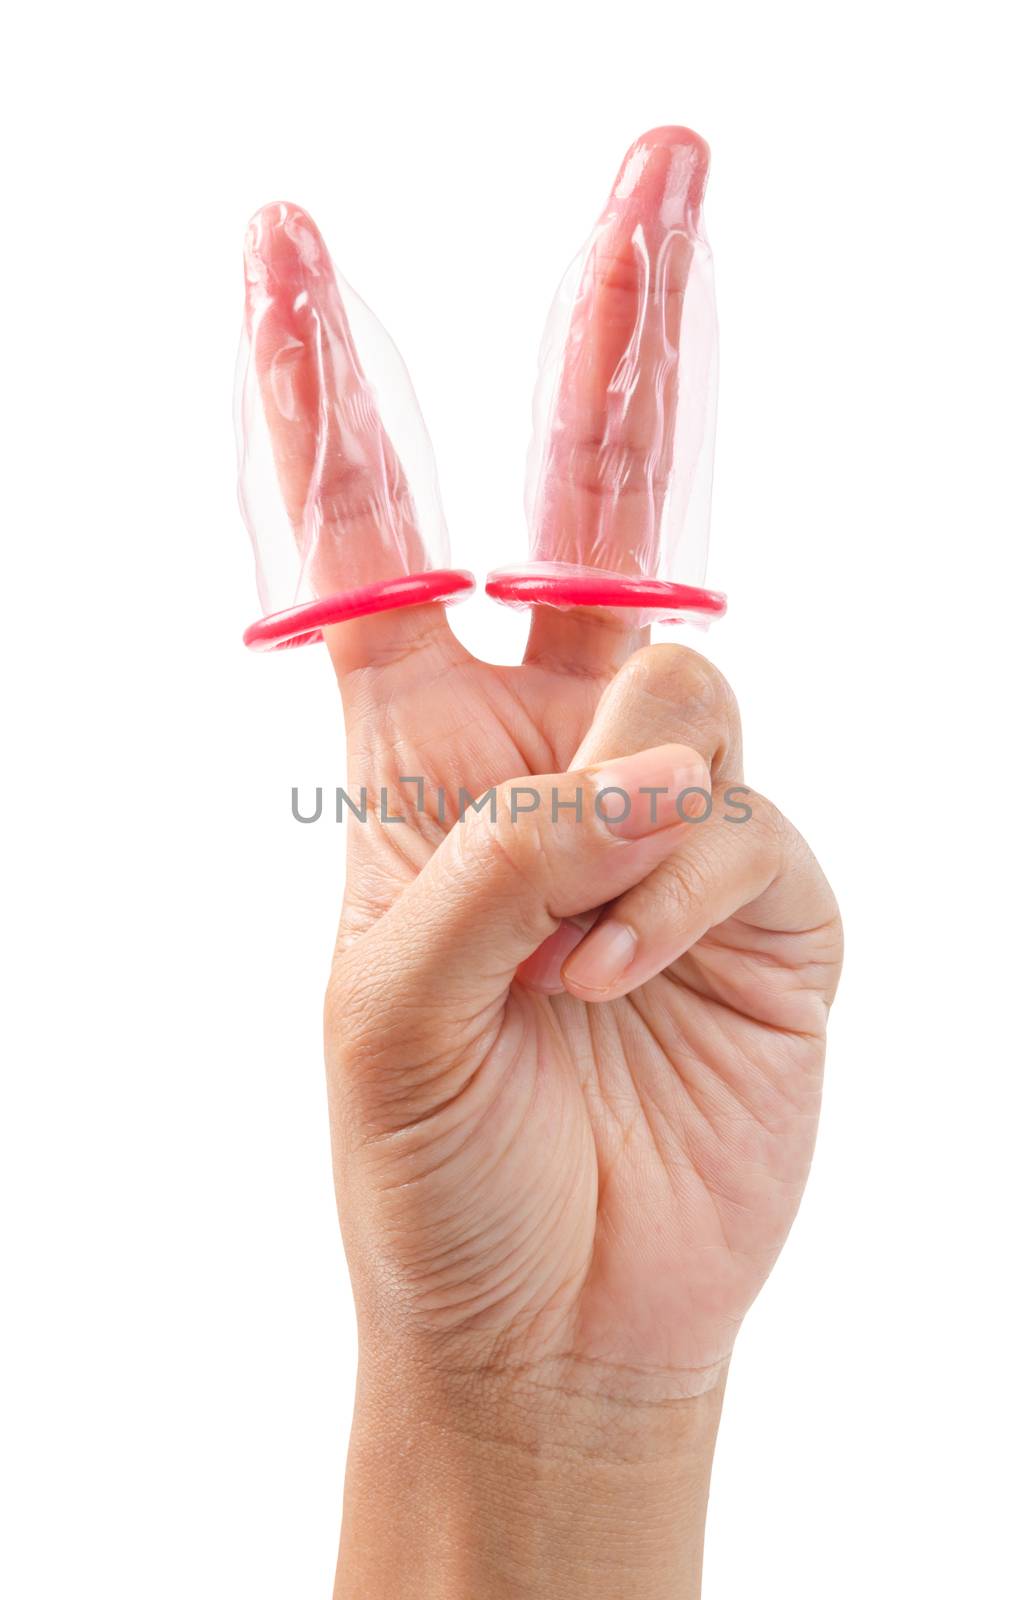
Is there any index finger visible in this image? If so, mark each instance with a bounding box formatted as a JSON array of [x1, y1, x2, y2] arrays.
[[237, 202, 473, 658]]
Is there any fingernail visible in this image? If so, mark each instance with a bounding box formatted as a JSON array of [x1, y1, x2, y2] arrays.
[[516, 917, 596, 995], [563, 922, 637, 994], [590, 744, 711, 840]]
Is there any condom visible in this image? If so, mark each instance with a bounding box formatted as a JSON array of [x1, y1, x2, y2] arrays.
[[236, 204, 474, 649], [486, 127, 726, 626]]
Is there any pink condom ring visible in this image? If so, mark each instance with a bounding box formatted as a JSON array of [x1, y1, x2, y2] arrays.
[[237, 203, 473, 652], [490, 127, 726, 627], [486, 567, 726, 622], [243, 569, 475, 652]]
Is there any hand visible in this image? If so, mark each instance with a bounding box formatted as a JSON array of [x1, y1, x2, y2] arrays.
[[246, 130, 842, 1598], [328, 606, 841, 1370], [322, 605, 841, 1599]]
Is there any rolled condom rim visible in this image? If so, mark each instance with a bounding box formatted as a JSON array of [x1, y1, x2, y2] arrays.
[[242, 568, 476, 652], [485, 564, 727, 622]]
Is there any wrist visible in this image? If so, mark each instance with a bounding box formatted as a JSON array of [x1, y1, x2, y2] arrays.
[[335, 1348, 726, 1600]]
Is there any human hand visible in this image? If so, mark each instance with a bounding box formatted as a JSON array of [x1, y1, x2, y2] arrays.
[[247, 129, 842, 1599], [322, 605, 840, 1596]]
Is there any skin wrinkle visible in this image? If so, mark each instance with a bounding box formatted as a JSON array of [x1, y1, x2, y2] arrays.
[[333, 979, 509, 1139], [345, 1004, 511, 1145], [612, 1001, 792, 1269], [359, 1016, 527, 1159], [649, 977, 816, 1135], [369, 677, 537, 783], [406, 1186, 562, 1298], [415, 1149, 589, 1331], [373, 1040, 537, 1208], [670, 935, 834, 1040], [439, 1350, 730, 1388], [451, 1030, 598, 1331], [411, 1172, 586, 1331], [407, 1390, 723, 1465], [359, 1060, 500, 1166], [345, 816, 429, 892], [580, 994, 636, 1148], [522, 605, 647, 685], [612, 997, 693, 1187], [625, 984, 733, 1150]]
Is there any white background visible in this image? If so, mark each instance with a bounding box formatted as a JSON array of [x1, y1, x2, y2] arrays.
[[2, 2, 1032, 1594]]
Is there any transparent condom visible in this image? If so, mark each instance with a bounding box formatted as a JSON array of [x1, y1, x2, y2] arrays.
[[236, 203, 474, 649], [487, 126, 726, 625]]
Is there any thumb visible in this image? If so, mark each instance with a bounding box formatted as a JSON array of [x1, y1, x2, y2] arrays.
[[328, 745, 709, 1105]]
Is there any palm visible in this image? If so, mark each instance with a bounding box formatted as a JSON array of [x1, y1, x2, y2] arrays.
[[337, 633, 833, 1396]]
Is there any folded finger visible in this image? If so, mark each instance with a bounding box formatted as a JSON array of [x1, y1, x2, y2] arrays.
[[561, 794, 840, 1012], [569, 640, 742, 781], [517, 641, 741, 995]]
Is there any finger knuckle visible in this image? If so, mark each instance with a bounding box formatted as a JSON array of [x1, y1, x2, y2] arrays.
[[740, 791, 789, 856], [468, 782, 547, 883], [634, 641, 737, 724], [659, 846, 715, 914]]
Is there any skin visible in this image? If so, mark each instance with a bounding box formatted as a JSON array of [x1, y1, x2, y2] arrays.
[[244, 129, 843, 1596], [323, 612, 840, 1599]]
